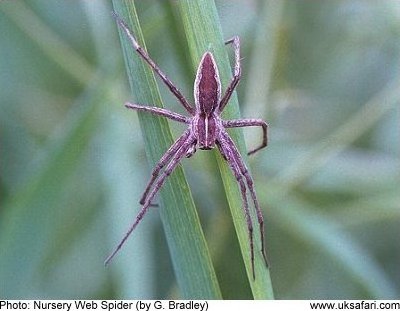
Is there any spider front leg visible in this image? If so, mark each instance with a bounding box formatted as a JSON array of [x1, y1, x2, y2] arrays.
[[223, 119, 269, 155], [219, 36, 241, 112], [112, 12, 195, 115]]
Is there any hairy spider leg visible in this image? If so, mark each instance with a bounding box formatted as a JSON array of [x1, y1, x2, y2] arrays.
[[138, 129, 191, 205], [112, 12, 195, 115], [124, 103, 190, 205], [125, 102, 190, 124], [220, 130, 269, 268], [218, 36, 241, 113], [216, 139, 255, 279], [105, 135, 196, 266], [223, 119, 269, 155]]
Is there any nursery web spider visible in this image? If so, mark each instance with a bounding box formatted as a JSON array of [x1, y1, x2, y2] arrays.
[[106, 12, 269, 279]]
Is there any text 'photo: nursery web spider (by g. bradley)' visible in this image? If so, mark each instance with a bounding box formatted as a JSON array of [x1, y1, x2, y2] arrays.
[[106, 12, 269, 279]]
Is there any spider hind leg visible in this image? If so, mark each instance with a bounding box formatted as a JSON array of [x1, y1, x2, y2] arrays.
[[216, 140, 256, 279], [218, 130, 270, 278], [105, 135, 196, 266]]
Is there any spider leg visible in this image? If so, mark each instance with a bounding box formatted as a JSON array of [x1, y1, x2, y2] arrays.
[[220, 130, 269, 268], [125, 102, 190, 124], [139, 129, 191, 205], [105, 135, 196, 266], [223, 119, 269, 155], [216, 139, 255, 279], [141, 135, 195, 209], [218, 36, 241, 113], [112, 12, 195, 115]]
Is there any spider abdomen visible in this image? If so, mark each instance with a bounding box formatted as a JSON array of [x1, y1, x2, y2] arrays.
[[194, 52, 221, 115]]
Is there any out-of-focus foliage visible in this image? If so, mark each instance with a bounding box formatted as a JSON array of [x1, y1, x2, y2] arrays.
[[0, 0, 399, 299]]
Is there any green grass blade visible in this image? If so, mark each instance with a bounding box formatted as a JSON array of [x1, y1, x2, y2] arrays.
[[177, 0, 274, 299], [111, 1, 221, 299], [0, 1, 92, 85], [0, 75, 105, 298], [272, 73, 400, 195], [243, 0, 285, 119], [265, 189, 398, 299]]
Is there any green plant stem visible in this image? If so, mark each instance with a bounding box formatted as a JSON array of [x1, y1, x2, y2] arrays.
[[177, 0, 274, 299], [111, 1, 221, 299]]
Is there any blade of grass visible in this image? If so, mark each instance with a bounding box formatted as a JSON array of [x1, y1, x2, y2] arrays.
[[177, 0, 274, 299], [0, 1, 92, 85], [0, 74, 105, 298], [329, 193, 400, 227], [243, 0, 285, 119], [111, 1, 221, 299], [83, 1, 157, 298], [271, 72, 400, 195], [263, 187, 398, 298]]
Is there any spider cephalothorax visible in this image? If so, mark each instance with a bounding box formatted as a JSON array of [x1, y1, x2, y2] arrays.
[[107, 12, 269, 279]]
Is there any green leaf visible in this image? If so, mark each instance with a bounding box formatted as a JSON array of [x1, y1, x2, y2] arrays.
[[177, 0, 274, 299], [111, 1, 221, 299]]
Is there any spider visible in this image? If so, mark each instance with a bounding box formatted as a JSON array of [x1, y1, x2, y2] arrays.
[[106, 12, 269, 279]]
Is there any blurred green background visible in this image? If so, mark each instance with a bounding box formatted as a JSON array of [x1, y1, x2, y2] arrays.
[[0, 0, 399, 299]]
